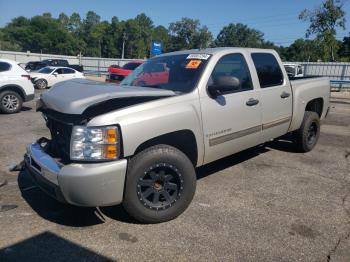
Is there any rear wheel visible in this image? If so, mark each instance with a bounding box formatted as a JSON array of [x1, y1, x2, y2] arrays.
[[0, 91, 23, 114], [123, 145, 196, 223], [293, 111, 320, 152], [35, 79, 48, 89]]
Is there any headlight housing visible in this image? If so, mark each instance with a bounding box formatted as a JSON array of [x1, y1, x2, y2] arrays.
[[70, 126, 120, 161]]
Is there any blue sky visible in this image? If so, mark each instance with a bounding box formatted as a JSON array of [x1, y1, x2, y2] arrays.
[[0, 0, 349, 46]]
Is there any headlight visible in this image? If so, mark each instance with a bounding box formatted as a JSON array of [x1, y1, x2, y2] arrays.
[[70, 126, 120, 161]]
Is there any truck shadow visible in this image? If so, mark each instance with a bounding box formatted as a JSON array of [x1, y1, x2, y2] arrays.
[[18, 139, 298, 226], [0, 231, 113, 261]]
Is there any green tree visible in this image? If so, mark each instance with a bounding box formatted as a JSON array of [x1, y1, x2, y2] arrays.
[[58, 13, 69, 29], [299, 0, 346, 61], [2, 14, 80, 55], [0, 29, 21, 51], [105, 16, 122, 58], [168, 18, 213, 51], [69, 13, 82, 33], [338, 34, 350, 61], [82, 11, 102, 56], [214, 23, 265, 48], [284, 39, 322, 62], [134, 13, 154, 58]]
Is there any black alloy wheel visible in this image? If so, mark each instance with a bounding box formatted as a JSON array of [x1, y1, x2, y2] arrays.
[[137, 163, 183, 210]]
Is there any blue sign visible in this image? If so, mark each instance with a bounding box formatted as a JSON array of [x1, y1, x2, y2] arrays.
[[151, 41, 162, 56]]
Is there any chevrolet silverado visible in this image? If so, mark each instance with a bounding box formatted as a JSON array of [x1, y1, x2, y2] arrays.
[[24, 48, 330, 223]]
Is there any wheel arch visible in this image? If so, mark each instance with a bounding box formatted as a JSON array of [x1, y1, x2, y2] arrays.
[[133, 130, 198, 167], [0, 84, 26, 100], [305, 97, 323, 118]]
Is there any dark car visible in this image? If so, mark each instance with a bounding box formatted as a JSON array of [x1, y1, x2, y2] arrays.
[[25, 61, 47, 72], [25, 59, 83, 72]]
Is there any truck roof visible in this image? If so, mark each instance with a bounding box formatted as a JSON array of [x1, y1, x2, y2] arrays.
[[158, 47, 276, 57]]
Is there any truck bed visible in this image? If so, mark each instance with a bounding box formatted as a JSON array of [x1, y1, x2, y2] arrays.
[[288, 77, 330, 132]]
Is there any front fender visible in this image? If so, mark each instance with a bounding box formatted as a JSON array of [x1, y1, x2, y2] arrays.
[[87, 95, 204, 166]]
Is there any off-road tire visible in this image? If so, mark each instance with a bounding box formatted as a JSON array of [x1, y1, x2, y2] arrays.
[[293, 111, 320, 152], [123, 145, 196, 223]]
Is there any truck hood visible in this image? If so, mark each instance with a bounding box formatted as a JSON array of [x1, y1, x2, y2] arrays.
[[40, 79, 176, 115]]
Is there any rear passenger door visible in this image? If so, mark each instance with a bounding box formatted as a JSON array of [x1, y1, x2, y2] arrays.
[[50, 68, 65, 86], [251, 52, 292, 142]]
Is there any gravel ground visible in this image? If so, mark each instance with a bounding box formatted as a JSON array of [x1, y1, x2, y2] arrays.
[[0, 85, 349, 261]]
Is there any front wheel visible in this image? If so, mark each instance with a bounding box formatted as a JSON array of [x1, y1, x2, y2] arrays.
[[123, 145, 196, 223], [0, 91, 23, 114], [293, 111, 320, 152]]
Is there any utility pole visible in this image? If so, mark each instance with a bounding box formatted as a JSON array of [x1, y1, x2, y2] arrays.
[[122, 32, 127, 59]]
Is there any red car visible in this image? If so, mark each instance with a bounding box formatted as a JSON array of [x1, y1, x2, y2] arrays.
[[106, 61, 144, 83], [133, 63, 169, 87]]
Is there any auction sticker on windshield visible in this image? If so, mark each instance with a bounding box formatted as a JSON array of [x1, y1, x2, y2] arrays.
[[186, 60, 202, 69], [186, 54, 211, 60]]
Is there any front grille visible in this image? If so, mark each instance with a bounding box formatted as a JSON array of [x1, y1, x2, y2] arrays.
[[45, 116, 73, 161]]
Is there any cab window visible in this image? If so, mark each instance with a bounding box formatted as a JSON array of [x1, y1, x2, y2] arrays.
[[209, 53, 253, 93], [251, 53, 284, 88]]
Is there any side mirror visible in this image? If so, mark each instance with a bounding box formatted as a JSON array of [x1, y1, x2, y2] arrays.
[[53, 72, 58, 76], [208, 76, 240, 98]]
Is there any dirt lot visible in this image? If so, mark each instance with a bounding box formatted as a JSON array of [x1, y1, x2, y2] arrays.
[[0, 86, 349, 261]]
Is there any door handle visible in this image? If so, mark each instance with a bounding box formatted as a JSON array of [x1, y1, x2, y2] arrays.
[[246, 98, 259, 106], [280, 91, 290, 98]]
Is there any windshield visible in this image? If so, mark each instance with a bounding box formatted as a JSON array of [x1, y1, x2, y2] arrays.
[[120, 54, 210, 94], [38, 67, 54, 74]]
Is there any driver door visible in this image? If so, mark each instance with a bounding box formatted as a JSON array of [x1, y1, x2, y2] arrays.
[[50, 68, 64, 86], [199, 53, 262, 164]]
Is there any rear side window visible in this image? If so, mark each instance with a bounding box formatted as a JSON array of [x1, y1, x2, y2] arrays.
[[63, 68, 75, 74], [55, 68, 64, 74], [0, 62, 11, 72], [57, 60, 69, 66], [251, 53, 283, 88]]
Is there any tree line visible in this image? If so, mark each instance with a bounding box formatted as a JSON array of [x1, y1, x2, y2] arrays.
[[0, 0, 349, 62]]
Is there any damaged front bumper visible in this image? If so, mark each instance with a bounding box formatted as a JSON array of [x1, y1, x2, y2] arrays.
[[24, 142, 127, 207]]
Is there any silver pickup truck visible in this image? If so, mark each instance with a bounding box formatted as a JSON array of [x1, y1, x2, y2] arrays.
[[24, 48, 330, 223]]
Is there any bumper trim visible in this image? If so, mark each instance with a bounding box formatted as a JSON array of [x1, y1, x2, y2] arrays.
[[26, 143, 60, 185], [24, 142, 128, 207], [24, 152, 66, 203]]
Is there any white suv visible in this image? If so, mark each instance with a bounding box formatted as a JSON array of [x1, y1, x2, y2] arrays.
[[0, 59, 35, 114]]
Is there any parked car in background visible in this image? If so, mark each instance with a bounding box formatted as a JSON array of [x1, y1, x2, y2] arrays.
[[284, 63, 304, 78], [30, 67, 85, 89], [0, 59, 34, 114], [25, 48, 330, 223], [131, 62, 169, 87], [25, 59, 84, 72], [106, 61, 144, 83]]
